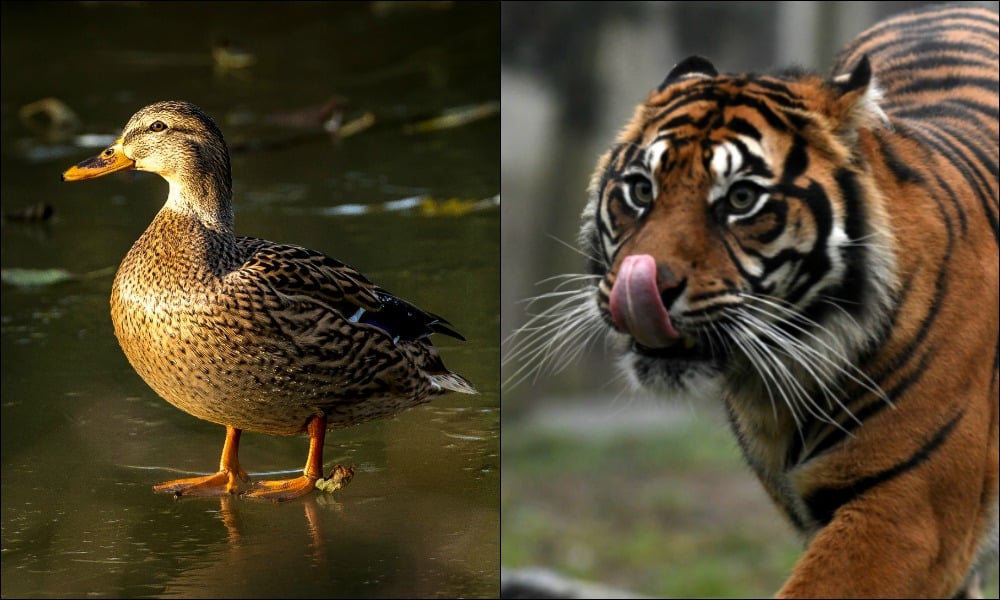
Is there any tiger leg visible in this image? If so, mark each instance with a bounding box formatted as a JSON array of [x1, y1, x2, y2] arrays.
[[777, 447, 992, 598], [778, 497, 967, 597], [952, 570, 982, 600]]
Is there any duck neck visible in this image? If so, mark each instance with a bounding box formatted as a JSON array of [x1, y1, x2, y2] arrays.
[[137, 169, 242, 280], [164, 169, 234, 235]]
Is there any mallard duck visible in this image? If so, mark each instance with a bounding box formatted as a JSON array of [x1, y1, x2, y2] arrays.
[[61, 100, 476, 502]]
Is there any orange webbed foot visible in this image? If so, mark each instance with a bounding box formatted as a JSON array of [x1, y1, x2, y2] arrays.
[[242, 475, 319, 502], [243, 465, 355, 502], [153, 467, 249, 498], [154, 426, 248, 498]]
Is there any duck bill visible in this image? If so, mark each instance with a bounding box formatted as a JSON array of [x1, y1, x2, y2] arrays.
[[61, 137, 135, 181]]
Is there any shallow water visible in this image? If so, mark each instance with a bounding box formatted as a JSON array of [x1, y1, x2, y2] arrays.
[[1, 3, 499, 597]]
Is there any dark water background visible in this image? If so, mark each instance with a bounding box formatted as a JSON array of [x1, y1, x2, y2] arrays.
[[1, 2, 499, 597]]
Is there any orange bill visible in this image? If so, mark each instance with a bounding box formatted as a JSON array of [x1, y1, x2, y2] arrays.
[[61, 136, 134, 181]]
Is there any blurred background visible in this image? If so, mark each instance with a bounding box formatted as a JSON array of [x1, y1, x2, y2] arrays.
[[501, 1, 1000, 597], [2, 2, 498, 598]]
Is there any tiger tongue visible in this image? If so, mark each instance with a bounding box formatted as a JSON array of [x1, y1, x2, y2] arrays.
[[609, 254, 682, 349]]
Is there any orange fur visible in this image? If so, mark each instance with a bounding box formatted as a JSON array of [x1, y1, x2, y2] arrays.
[[582, 5, 998, 597]]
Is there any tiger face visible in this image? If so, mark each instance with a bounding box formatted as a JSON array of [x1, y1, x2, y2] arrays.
[[581, 57, 897, 415]]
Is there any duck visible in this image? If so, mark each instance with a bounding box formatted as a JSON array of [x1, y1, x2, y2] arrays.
[[61, 100, 476, 502]]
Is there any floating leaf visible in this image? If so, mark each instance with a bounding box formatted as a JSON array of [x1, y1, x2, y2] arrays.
[[4, 203, 54, 222], [212, 40, 256, 71], [419, 196, 492, 217], [319, 194, 498, 218], [315, 465, 354, 493], [1, 266, 114, 287], [403, 101, 500, 134], [19, 98, 80, 140], [2, 268, 76, 287], [337, 112, 376, 138]]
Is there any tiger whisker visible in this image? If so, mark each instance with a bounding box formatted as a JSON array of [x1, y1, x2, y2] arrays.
[[738, 294, 890, 407], [731, 310, 859, 431], [710, 319, 783, 425], [528, 272, 603, 294], [723, 318, 808, 435], [730, 321, 816, 422], [544, 233, 605, 265], [502, 280, 605, 388]]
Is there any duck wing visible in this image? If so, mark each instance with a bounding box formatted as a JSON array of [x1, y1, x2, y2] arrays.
[[228, 237, 464, 343]]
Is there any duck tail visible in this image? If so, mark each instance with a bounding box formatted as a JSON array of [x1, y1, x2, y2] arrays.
[[413, 344, 476, 394], [429, 372, 478, 395]]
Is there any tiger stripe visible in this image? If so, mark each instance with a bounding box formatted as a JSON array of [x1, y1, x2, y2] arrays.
[[575, 4, 998, 597]]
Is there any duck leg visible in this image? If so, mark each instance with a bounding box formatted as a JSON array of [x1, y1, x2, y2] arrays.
[[153, 426, 249, 497], [244, 415, 332, 502]]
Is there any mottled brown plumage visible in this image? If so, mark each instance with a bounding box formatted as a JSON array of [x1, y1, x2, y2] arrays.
[[62, 100, 475, 501]]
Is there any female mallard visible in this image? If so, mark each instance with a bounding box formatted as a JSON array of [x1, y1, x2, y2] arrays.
[[62, 100, 476, 502]]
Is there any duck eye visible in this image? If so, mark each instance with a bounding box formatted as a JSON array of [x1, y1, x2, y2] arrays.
[[149, 121, 167, 133]]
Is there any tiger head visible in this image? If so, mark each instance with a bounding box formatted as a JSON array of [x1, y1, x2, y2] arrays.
[[580, 56, 899, 407]]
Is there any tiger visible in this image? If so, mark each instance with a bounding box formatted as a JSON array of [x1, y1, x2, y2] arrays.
[[506, 4, 999, 598]]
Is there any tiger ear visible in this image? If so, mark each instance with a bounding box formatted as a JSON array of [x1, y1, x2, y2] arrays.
[[658, 56, 718, 91], [829, 55, 888, 133], [833, 54, 871, 96]]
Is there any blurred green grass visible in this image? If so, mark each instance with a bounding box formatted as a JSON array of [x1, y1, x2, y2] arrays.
[[501, 399, 999, 598], [502, 400, 799, 597]]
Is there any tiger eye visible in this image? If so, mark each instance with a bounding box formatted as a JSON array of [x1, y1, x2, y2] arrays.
[[626, 175, 654, 207], [725, 182, 760, 213]]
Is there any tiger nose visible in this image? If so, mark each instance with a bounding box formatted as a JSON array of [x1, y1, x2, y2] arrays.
[[655, 261, 685, 310]]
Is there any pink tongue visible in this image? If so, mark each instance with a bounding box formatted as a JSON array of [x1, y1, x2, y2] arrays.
[[609, 254, 681, 349]]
